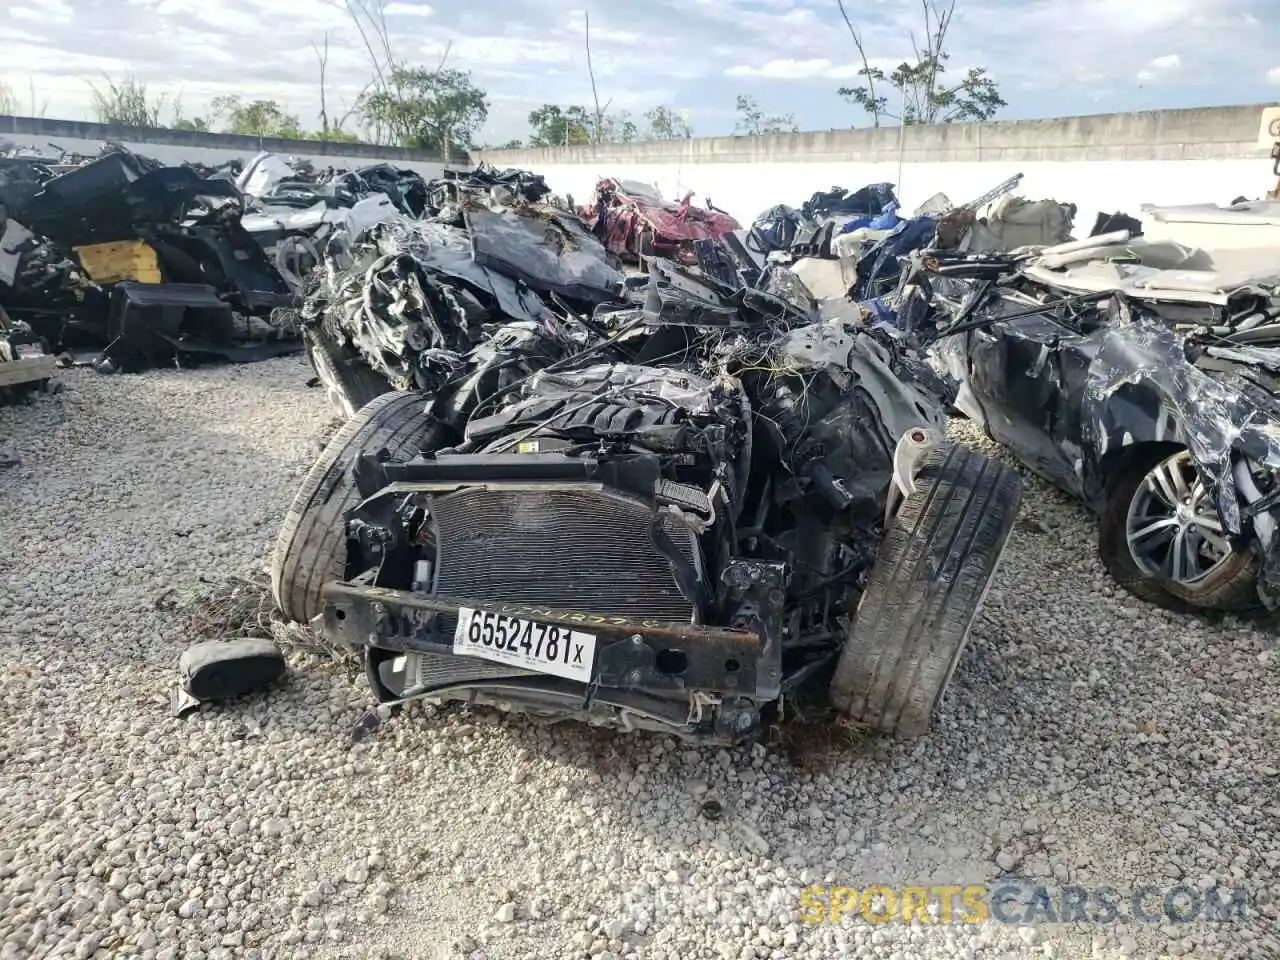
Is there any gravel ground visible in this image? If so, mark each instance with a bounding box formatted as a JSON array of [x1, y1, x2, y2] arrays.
[[0, 357, 1277, 960]]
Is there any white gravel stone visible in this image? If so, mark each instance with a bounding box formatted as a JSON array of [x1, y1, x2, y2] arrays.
[[0, 364, 1275, 960]]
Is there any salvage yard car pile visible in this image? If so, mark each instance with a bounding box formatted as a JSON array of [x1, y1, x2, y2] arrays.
[[0, 144, 297, 374], [5, 135, 1277, 742], [266, 167, 1280, 745], [272, 165, 1031, 743], [0, 140, 435, 380], [750, 182, 1280, 615]]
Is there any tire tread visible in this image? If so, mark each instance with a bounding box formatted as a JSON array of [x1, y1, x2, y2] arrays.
[[829, 442, 1023, 736], [272, 392, 431, 623]]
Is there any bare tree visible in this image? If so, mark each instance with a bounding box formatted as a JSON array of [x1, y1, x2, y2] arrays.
[[334, 79, 375, 135], [327, 0, 456, 144], [313, 33, 331, 137], [0, 80, 19, 116], [836, 0, 882, 127], [28, 78, 48, 118], [734, 95, 798, 135], [337, 0, 394, 87], [584, 12, 606, 144], [325, 0, 398, 141]]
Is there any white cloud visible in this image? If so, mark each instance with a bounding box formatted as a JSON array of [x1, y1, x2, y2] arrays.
[[1268, 66, 1280, 84], [1136, 52, 1182, 83], [384, 2, 434, 16], [724, 58, 898, 81], [0, 24, 48, 43], [10, 0, 71, 23]]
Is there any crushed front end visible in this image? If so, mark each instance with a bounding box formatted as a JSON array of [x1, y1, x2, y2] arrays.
[[320, 365, 785, 743]]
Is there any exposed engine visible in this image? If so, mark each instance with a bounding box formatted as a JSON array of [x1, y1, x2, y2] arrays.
[[423, 363, 750, 626], [287, 208, 1009, 745]]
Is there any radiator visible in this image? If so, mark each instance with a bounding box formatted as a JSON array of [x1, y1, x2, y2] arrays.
[[429, 486, 699, 622]]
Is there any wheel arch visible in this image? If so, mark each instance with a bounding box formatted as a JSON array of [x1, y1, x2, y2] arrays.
[[1097, 439, 1187, 502], [1082, 377, 1190, 508]]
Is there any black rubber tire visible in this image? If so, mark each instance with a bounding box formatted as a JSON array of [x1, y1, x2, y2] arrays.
[[306, 327, 393, 420], [829, 442, 1023, 737], [1098, 446, 1259, 613], [271, 392, 433, 624]]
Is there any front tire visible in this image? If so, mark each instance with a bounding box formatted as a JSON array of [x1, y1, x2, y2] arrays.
[[272, 392, 435, 624], [829, 443, 1023, 737], [1098, 446, 1259, 612], [306, 327, 393, 420]]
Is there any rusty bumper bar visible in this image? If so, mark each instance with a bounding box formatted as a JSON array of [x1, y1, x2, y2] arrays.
[[320, 581, 773, 697]]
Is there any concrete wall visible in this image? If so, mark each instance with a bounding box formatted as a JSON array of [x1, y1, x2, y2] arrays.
[[476, 104, 1277, 236], [0, 115, 457, 178]]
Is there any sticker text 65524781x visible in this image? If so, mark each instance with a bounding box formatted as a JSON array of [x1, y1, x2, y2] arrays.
[[452, 607, 597, 683]]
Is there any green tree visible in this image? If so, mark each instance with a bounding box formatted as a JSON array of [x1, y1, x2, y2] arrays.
[[88, 74, 167, 127], [211, 96, 305, 138], [528, 105, 591, 147], [836, 0, 1005, 125], [644, 106, 691, 140], [733, 95, 798, 135], [528, 104, 638, 146], [358, 66, 488, 154], [493, 138, 524, 150]]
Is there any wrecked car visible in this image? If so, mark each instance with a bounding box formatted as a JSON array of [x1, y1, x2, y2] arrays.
[[298, 176, 623, 419], [586, 178, 741, 265], [235, 151, 429, 290], [2, 148, 300, 371], [271, 250, 1023, 743], [427, 162, 554, 211], [902, 231, 1280, 612]]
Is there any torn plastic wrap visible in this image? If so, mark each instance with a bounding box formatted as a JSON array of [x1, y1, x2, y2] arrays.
[[918, 240, 1280, 607], [1084, 306, 1280, 568], [465, 206, 623, 305]]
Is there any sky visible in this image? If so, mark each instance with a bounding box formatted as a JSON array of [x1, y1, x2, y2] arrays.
[[0, 0, 1277, 145]]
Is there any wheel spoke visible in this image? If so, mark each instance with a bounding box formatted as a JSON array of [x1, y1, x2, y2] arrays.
[[1183, 528, 1204, 579], [1192, 511, 1224, 532], [1168, 526, 1190, 581], [1148, 464, 1181, 506], [1127, 517, 1178, 547], [1192, 518, 1232, 556]]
